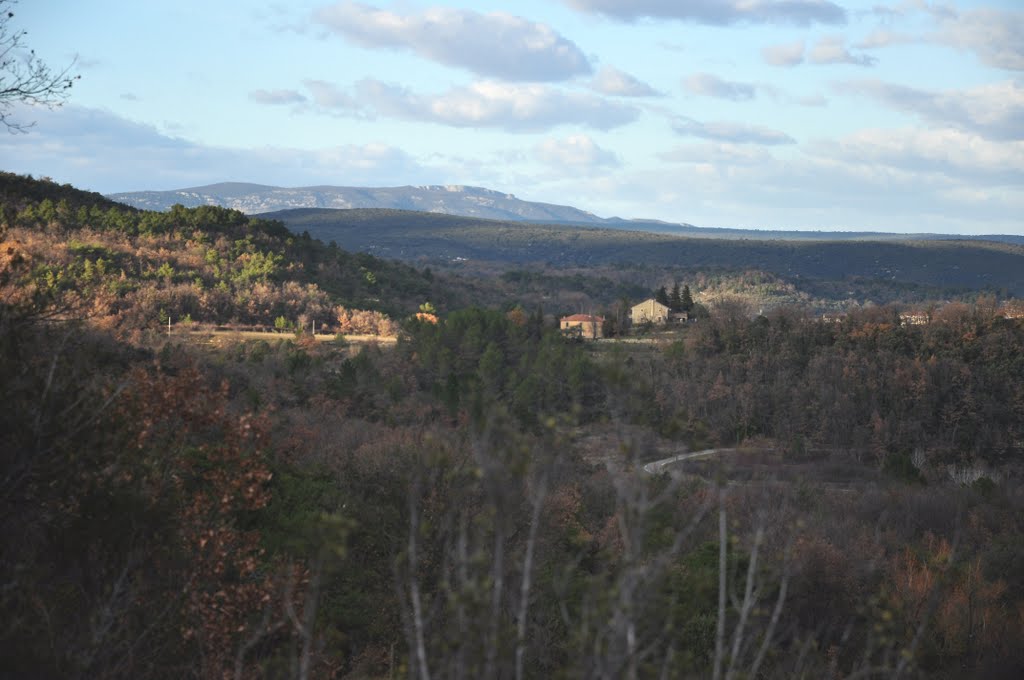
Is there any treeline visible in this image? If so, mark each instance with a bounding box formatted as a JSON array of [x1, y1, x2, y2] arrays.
[[0, 171, 129, 219]]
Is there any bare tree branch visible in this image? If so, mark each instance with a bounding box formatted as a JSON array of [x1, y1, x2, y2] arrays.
[[0, 0, 80, 132], [712, 486, 728, 680]]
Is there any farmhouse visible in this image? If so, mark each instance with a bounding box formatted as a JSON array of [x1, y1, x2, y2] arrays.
[[560, 314, 604, 340], [630, 299, 670, 325]]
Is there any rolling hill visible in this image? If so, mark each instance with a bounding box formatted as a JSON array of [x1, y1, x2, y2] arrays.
[[261, 207, 1024, 296]]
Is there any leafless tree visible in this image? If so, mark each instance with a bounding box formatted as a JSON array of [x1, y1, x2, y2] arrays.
[[1, 0, 79, 132]]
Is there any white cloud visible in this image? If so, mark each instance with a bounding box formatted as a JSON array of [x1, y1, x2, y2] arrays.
[[842, 79, 1024, 141], [808, 36, 877, 66], [303, 79, 641, 132], [671, 117, 796, 145], [561, 0, 846, 26], [935, 8, 1024, 71], [659, 143, 776, 165], [535, 135, 619, 170], [249, 89, 308, 105], [590, 66, 661, 97], [682, 73, 756, 100], [303, 80, 362, 111], [856, 6, 1024, 71], [633, 151, 1020, 233], [312, 2, 592, 81], [855, 28, 917, 50], [762, 40, 805, 67], [795, 93, 828, 107], [643, 118, 1024, 232], [0, 105, 434, 192], [809, 127, 1024, 184]]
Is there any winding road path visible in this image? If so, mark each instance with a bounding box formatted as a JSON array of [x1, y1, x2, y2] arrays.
[[641, 448, 736, 474]]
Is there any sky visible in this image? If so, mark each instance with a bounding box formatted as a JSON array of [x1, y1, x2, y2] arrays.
[[2, 0, 1022, 234]]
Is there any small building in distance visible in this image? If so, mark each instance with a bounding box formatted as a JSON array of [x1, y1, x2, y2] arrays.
[[560, 314, 605, 340], [631, 299, 670, 325], [668, 310, 693, 324]]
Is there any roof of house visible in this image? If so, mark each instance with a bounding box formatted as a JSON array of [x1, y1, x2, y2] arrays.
[[561, 314, 603, 323], [632, 298, 669, 310]]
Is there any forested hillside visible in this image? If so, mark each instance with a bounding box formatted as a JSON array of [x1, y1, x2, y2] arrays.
[[263, 207, 1024, 296], [0, 172, 454, 331], [3, 174, 1024, 678]]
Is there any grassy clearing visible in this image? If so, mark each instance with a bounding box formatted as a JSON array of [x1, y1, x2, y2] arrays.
[[183, 329, 397, 344]]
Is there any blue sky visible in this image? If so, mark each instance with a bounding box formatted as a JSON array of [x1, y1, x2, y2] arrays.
[[2, 0, 1022, 234]]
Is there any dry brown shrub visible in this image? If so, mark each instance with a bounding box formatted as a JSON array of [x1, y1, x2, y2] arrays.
[[336, 305, 399, 336]]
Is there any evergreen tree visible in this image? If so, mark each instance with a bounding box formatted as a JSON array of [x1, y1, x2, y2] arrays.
[[670, 283, 682, 312], [655, 286, 670, 307], [681, 284, 694, 312]]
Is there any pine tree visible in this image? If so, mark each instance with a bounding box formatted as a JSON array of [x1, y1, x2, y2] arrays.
[[670, 283, 682, 312], [681, 284, 694, 312], [655, 286, 670, 307]]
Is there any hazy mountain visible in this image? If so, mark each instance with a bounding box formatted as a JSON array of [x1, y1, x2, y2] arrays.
[[107, 182, 1022, 246], [107, 182, 614, 225]]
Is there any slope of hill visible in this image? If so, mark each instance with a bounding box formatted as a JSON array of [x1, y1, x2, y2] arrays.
[[263, 207, 1024, 296], [0, 174, 456, 330]]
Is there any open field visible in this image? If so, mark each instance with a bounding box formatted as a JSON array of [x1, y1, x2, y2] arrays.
[[181, 330, 397, 344]]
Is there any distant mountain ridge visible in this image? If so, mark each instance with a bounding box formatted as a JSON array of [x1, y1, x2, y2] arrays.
[[107, 182, 614, 225], [107, 182, 1024, 246]]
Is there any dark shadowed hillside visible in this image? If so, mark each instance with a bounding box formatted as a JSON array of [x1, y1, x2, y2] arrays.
[[262, 208, 1024, 296]]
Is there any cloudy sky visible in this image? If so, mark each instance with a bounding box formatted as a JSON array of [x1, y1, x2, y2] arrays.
[[3, 0, 1022, 234]]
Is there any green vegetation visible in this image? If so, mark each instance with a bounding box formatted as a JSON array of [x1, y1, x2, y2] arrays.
[[0, 171, 456, 331], [3, 174, 1024, 678]]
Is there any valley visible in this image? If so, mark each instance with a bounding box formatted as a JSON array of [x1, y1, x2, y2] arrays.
[[3, 173, 1024, 679]]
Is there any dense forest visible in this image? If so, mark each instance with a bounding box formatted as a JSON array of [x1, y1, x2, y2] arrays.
[[262, 207, 1024, 298], [2, 174, 1024, 679]]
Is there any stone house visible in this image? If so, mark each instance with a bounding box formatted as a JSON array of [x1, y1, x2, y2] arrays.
[[560, 314, 604, 340], [630, 299, 670, 325]]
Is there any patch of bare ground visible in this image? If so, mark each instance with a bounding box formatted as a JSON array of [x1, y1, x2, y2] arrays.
[[182, 329, 396, 347], [575, 427, 881, 490], [572, 423, 691, 468], [663, 446, 882, 489]]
